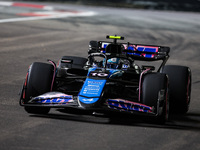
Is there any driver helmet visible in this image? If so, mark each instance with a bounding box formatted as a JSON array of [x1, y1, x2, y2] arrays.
[[106, 58, 121, 69]]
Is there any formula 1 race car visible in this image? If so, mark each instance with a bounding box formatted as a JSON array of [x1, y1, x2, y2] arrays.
[[19, 35, 192, 124]]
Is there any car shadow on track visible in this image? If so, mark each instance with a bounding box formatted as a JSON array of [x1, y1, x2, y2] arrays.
[[30, 109, 200, 131]]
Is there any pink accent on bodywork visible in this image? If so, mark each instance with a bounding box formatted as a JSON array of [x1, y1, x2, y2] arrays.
[[165, 78, 169, 120], [48, 60, 56, 91], [23, 72, 29, 99], [187, 75, 191, 104], [23, 65, 31, 100], [138, 68, 151, 102]]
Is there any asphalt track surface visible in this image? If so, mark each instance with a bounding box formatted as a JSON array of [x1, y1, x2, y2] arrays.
[[0, 1, 200, 150]]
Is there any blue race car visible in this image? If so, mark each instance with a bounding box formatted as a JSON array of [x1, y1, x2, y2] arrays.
[[19, 35, 192, 124]]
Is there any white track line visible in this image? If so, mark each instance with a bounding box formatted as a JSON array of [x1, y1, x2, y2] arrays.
[[0, 1, 53, 10], [0, 2, 13, 6], [0, 1, 96, 23], [0, 11, 96, 23]]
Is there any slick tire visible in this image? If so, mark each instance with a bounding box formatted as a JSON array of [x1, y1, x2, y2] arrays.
[[141, 73, 169, 124], [162, 65, 192, 114], [24, 62, 54, 114]]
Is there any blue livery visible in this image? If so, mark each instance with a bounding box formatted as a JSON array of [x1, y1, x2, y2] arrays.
[[78, 78, 106, 104]]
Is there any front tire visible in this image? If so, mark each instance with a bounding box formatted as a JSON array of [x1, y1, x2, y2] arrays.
[[23, 62, 54, 114], [162, 65, 192, 114], [141, 73, 169, 124]]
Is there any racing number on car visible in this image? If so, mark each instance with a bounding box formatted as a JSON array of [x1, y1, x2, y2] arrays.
[[90, 72, 108, 77]]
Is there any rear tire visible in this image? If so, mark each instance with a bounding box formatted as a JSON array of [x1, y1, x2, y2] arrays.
[[141, 73, 169, 124], [162, 65, 192, 114], [23, 62, 54, 114]]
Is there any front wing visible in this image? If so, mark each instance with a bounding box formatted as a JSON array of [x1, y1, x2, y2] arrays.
[[21, 92, 160, 117]]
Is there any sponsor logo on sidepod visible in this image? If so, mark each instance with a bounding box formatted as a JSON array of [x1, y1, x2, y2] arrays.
[[82, 98, 94, 102]]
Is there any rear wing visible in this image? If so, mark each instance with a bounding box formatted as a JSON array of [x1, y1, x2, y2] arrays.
[[100, 42, 170, 61]]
